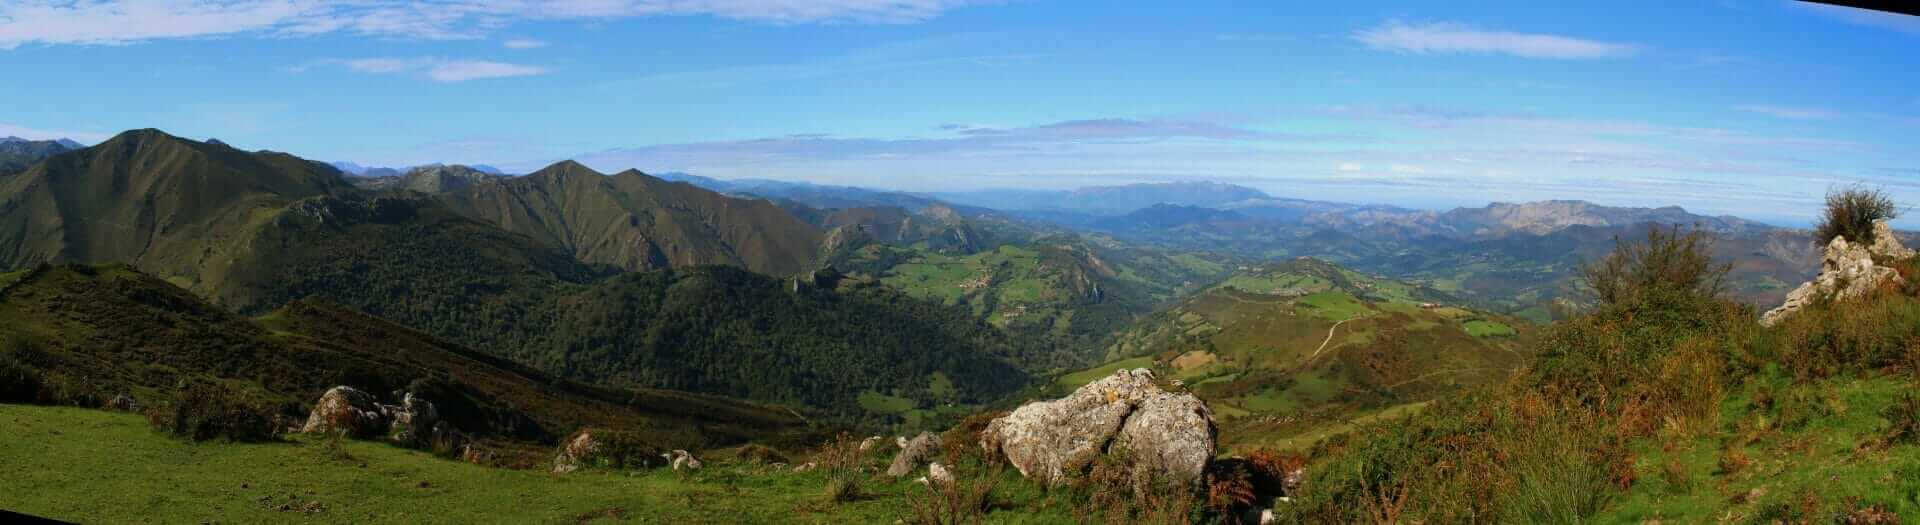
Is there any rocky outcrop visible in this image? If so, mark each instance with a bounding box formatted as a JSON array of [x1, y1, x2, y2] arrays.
[[979, 369, 1216, 489], [888, 432, 943, 477], [1762, 220, 1912, 326], [300, 386, 389, 438], [300, 386, 460, 449]]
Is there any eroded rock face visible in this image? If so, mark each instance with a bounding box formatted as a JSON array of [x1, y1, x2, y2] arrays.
[[980, 368, 1216, 488], [300, 386, 389, 437], [887, 431, 943, 477], [1762, 220, 1911, 326]]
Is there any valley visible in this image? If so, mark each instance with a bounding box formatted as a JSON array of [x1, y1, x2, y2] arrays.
[[0, 129, 1914, 524]]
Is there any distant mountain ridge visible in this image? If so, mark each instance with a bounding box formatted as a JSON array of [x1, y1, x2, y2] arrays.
[[936, 181, 1275, 214], [436, 161, 823, 276], [0, 136, 84, 175]]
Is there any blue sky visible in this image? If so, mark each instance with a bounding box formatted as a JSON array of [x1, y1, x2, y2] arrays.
[[2, 1, 1918, 225]]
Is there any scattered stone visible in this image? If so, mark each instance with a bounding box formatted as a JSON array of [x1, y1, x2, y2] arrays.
[[669, 449, 702, 471], [859, 435, 884, 451], [979, 368, 1216, 489], [927, 462, 955, 487], [887, 432, 942, 477], [104, 394, 140, 412], [793, 462, 817, 473]]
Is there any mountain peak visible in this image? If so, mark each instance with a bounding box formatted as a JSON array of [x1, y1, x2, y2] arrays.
[[531, 159, 601, 179]]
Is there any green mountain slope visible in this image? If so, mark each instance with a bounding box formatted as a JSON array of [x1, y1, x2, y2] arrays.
[[1093, 258, 1533, 448], [0, 130, 1033, 426], [828, 231, 1238, 370], [437, 161, 823, 276], [0, 129, 351, 289], [0, 263, 803, 447]]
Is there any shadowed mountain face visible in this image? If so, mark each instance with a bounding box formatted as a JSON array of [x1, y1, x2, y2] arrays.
[[0, 263, 805, 448], [437, 161, 824, 276]]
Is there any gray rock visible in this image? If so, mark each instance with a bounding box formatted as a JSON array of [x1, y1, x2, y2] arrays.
[[887, 431, 942, 477], [980, 368, 1215, 489], [300, 386, 390, 438], [104, 394, 140, 412], [1762, 220, 1910, 326], [552, 430, 602, 474], [387, 392, 439, 445]]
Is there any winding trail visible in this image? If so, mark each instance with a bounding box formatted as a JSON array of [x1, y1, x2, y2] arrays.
[[1301, 316, 1362, 367]]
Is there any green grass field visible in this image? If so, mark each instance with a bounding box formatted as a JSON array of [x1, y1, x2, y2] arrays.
[[856, 390, 917, 414], [1296, 291, 1369, 321], [1463, 319, 1517, 337], [0, 404, 1075, 524], [1054, 356, 1155, 389]]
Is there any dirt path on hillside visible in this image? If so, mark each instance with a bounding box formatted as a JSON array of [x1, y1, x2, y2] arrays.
[[1300, 316, 1361, 367]]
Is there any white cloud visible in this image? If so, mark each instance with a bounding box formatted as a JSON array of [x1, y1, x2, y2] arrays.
[[1389, 163, 1426, 173], [0, 0, 1001, 49], [1337, 162, 1364, 172], [503, 38, 547, 49], [323, 57, 549, 82], [0, 122, 109, 143], [1734, 104, 1839, 120], [1353, 20, 1638, 59]]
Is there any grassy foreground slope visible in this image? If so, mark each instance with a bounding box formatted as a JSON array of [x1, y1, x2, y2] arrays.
[[1275, 227, 1920, 523], [0, 405, 1077, 524]]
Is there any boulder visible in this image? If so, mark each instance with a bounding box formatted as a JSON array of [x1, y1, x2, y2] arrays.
[[1762, 221, 1911, 326], [887, 431, 942, 477], [387, 392, 439, 446], [980, 368, 1215, 489], [300, 386, 390, 437], [552, 430, 602, 474], [927, 461, 955, 487]]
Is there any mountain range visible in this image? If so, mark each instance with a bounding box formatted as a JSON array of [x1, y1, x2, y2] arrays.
[[0, 136, 84, 175]]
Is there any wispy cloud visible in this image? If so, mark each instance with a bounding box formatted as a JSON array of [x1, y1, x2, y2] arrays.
[[0, 0, 1002, 49], [1353, 20, 1639, 59], [1789, 2, 1920, 36], [0, 122, 109, 143], [1734, 104, 1839, 120], [301, 57, 549, 82], [502, 38, 547, 49]]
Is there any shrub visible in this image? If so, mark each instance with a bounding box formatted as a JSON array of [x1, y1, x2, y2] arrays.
[[1580, 224, 1731, 308], [1814, 185, 1898, 246], [147, 380, 279, 442], [822, 476, 863, 505], [1885, 389, 1920, 445], [1202, 461, 1256, 521], [0, 351, 41, 403]]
